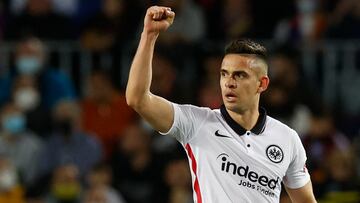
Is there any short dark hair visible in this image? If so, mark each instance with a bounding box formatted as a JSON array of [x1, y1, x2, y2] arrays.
[[225, 39, 267, 60]]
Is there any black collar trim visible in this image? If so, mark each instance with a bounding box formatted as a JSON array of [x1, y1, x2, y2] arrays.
[[220, 105, 267, 136]]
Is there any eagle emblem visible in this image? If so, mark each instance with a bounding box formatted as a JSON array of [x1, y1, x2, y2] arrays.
[[266, 145, 284, 163]]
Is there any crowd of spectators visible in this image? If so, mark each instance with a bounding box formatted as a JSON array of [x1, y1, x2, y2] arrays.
[[0, 0, 359, 202]]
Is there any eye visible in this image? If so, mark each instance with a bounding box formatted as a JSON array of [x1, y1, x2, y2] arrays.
[[234, 72, 247, 79], [220, 71, 227, 77]]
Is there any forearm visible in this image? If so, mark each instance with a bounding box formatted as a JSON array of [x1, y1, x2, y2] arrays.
[[125, 6, 175, 133], [286, 182, 317, 203], [126, 32, 158, 108]]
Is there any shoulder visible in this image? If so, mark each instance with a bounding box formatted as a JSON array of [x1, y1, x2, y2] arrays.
[[173, 103, 216, 115], [173, 103, 222, 121], [266, 116, 299, 140]]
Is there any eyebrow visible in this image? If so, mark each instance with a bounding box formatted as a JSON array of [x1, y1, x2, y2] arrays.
[[220, 69, 248, 75]]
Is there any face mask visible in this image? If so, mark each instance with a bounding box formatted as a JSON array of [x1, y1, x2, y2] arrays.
[[52, 182, 81, 201], [0, 168, 17, 191], [16, 56, 42, 75], [2, 114, 26, 134], [14, 88, 40, 111]]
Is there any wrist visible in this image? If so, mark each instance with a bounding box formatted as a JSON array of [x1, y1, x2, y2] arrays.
[[138, 31, 159, 50], [141, 30, 159, 41]]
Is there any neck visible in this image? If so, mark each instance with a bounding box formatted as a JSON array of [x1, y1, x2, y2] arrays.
[[227, 106, 260, 130]]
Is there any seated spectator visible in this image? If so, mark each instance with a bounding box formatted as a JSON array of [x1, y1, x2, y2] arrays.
[[274, 0, 327, 43], [45, 164, 82, 203], [319, 149, 360, 202], [83, 163, 125, 203], [0, 155, 25, 203], [196, 52, 223, 109], [0, 37, 76, 109], [38, 100, 102, 181], [262, 46, 320, 135], [11, 75, 52, 137], [151, 53, 177, 100], [195, 0, 222, 39], [81, 70, 136, 158], [150, 52, 193, 103], [5, 0, 74, 40], [111, 123, 165, 203], [222, 0, 255, 40], [164, 159, 192, 203], [0, 102, 43, 186], [326, 0, 360, 39], [80, 0, 141, 51], [302, 109, 351, 198]]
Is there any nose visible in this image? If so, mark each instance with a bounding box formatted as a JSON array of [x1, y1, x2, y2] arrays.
[[225, 77, 237, 88]]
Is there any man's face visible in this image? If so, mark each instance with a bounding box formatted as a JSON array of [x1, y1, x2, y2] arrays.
[[15, 40, 45, 75], [16, 40, 44, 61], [220, 54, 267, 113]]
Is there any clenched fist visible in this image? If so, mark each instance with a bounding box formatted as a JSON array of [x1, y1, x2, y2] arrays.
[[143, 6, 175, 35]]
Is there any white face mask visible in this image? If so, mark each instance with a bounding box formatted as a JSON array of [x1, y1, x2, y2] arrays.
[[14, 88, 40, 111], [0, 167, 17, 191], [16, 56, 42, 76]]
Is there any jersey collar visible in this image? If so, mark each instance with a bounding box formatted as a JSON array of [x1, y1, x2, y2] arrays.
[[220, 105, 267, 136]]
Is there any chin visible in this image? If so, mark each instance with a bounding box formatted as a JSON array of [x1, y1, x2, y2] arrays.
[[223, 102, 245, 114], [223, 102, 237, 111]]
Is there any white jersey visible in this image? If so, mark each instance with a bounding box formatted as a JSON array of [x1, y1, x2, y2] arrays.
[[162, 103, 310, 203]]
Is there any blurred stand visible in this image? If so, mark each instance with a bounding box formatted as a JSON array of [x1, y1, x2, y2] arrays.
[[5, 0, 74, 40], [0, 37, 76, 110], [83, 163, 126, 203], [0, 156, 25, 203], [35, 100, 102, 197], [81, 69, 136, 159], [111, 123, 166, 203], [0, 103, 43, 187]]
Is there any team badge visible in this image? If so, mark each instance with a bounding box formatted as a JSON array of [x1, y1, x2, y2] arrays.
[[266, 145, 284, 163]]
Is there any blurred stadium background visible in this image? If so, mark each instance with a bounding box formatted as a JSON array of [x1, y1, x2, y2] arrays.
[[0, 0, 359, 202]]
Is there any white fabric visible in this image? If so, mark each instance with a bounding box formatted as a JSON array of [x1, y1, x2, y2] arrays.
[[161, 103, 310, 203]]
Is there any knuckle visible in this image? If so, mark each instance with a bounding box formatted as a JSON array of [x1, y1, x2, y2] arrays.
[[148, 6, 158, 12]]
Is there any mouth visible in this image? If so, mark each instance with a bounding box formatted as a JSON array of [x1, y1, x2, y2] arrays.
[[224, 92, 237, 102]]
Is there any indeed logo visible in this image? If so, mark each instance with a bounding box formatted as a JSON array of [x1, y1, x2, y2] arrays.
[[217, 153, 279, 190]]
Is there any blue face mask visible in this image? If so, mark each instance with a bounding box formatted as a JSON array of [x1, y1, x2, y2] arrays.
[[2, 114, 26, 134], [16, 57, 42, 75]]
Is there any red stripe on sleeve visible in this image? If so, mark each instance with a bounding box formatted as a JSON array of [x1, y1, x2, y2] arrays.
[[185, 144, 203, 203]]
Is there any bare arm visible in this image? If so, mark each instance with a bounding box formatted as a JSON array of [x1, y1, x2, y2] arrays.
[[285, 181, 317, 203], [126, 6, 176, 133]]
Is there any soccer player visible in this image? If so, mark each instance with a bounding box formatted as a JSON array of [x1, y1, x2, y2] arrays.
[[126, 6, 317, 203]]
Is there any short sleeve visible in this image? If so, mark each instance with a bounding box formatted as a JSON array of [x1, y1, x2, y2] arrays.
[[160, 103, 210, 144], [283, 131, 311, 189]]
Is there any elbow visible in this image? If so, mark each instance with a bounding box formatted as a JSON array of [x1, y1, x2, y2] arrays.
[[125, 85, 150, 111], [125, 92, 138, 109], [125, 91, 145, 111], [125, 85, 136, 107], [126, 98, 138, 109]]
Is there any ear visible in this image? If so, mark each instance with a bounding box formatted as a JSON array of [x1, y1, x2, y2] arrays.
[[258, 76, 269, 93]]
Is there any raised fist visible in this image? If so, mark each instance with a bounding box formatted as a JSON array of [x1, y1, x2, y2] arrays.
[[143, 6, 175, 35]]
